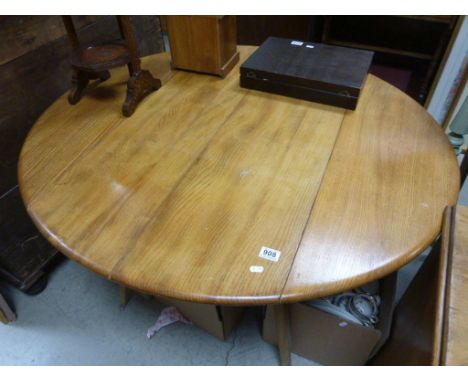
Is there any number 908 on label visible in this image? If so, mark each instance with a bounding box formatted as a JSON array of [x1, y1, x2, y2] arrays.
[[258, 246, 282, 262]]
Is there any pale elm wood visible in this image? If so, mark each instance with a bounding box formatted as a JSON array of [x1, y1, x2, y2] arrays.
[[18, 46, 459, 306], [19, 46, 344, 304], [281, 75, 460, 303], [110, 72, 344, 304]]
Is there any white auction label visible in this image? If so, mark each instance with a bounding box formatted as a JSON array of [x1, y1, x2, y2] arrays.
[[249, 266, 264, 273], [290, 40, 304, 46], [258, 246, 281, 262]]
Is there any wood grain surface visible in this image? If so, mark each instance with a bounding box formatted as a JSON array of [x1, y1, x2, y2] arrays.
[[18, 46, 460, 305], [0, 15, 164, 196], [166, 16, 239, 77], [281, 72, 460, 302]]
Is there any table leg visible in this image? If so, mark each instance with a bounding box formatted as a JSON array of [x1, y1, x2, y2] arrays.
[[0, 292, 16, 324], [120, 285, 131, 308], [275, 304, 291, 366]]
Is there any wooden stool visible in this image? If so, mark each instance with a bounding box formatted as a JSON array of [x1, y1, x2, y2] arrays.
[[62, 16, 161, 117]]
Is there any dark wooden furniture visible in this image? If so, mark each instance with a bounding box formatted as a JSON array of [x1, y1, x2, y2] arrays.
[[0, 290, 16, 324], [62, 16, 161, 117], [240, 36, 373, 110], [165, 16, 239, 77], [0, 187, 58, 293], [371, 205, 468, 365], [321, 16, 458, 103], [236, 16, 318, 46], [460, 152, 468, 189]]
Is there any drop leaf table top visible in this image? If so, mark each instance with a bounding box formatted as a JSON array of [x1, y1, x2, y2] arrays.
[[18, 46, 460, 305]]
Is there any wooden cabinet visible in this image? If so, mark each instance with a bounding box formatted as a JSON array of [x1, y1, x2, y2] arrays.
[[165, 16, 239, 77]]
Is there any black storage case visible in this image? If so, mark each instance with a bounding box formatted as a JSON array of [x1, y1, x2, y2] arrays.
[[240, 37, 374, 110]]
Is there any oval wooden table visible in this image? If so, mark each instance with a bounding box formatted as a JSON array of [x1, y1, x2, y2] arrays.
[[19, 46, 459, 364]]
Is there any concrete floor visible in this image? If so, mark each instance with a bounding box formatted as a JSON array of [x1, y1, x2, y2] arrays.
[[0, 247, 424, 366], [0, 259, 317, 365], [2, 176, 466, 366]]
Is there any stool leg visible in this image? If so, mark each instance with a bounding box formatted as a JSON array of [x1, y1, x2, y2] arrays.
[[275, 304, 291, 366], [122, 70, 161, 117], [68, 69, 110, 105], [120, 285, 131, 308]]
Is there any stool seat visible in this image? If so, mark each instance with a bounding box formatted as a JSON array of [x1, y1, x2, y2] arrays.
[[71, 44, 130, 73]]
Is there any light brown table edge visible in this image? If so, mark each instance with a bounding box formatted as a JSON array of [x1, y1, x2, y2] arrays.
[[16, 51, 460, 306]]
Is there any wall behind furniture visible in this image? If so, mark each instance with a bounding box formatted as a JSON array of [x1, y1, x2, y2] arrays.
[[236, 16, 323, 45]]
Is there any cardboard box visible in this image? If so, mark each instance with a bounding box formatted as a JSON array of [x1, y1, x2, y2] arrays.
[[158, 297, 244, 341], [263, 273, 397, 365]]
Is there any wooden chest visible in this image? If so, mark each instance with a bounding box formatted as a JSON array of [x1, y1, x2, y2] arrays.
[[165, 15, 239, 77], [240, 37, 374, 110]]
